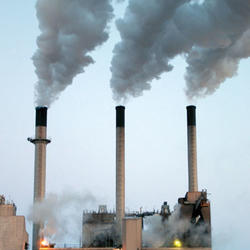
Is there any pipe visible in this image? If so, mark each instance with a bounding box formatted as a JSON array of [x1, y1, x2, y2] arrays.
[[28, 106, 50, 250], [186, 105, 198, 192], [116, 105, 125, 242]]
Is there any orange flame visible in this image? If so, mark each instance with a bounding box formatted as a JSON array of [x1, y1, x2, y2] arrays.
[[40, 239, 49, 247]]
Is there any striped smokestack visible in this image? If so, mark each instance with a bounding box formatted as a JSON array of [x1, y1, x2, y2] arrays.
[[116, 105, 125, 243], [28, 106, 50, 250], [186, 105, 198, 192]]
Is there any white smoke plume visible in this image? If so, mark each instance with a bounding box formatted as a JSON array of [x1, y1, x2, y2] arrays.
[[143, 206, 189, 248], [143, 215, 167, 248], [33, 0, 113, 107], [110, 0, 250, 102], [28, 190, 97, 243], [143, 205, 210, 248]]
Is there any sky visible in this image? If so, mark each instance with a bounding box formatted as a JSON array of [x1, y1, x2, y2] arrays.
[[0, 1, 250, 249]]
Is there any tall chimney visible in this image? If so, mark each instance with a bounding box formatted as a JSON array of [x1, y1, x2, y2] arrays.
[[186, 105, 198, 192], [116, 106, 125, 243], [28, 106, 51, 250]]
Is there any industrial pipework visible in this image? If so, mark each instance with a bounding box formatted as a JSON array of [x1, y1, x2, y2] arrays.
[[186, 105, 198, 192], [28, 106, 51, 250], [116, 106, 125, 243]]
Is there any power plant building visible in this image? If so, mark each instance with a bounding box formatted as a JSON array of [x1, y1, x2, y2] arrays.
[[79, 106, 211, 250], [28, 105, 211, 250], [0, 195, 29, 250]]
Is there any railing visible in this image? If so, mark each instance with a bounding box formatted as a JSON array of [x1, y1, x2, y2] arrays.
[[52, 243, 81, 248]]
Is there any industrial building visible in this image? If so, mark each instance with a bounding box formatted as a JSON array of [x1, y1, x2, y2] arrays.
[[27, 105, 211, 250], [80, 106, 211, 249], [82, 205, 116, 247], [0, 195, 29, 250]]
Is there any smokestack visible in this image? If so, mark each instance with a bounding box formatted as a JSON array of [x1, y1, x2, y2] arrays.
[[186, 105, 198, 192], [28, 106, 51, 250], [116, 105, 125, 243]]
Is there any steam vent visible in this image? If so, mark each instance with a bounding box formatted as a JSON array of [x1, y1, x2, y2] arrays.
[[33, 106, 211, 250]]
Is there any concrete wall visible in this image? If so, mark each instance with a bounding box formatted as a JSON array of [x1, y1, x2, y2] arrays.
[[0, 204, 16, 216], [122, 218, 142, 250], [0, 216, 28, 250]]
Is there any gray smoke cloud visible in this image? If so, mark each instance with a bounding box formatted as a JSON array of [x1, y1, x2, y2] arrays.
[[143, 215, 166, 247], [110, 0, 250, 102], [143, 206, 210, 248], [143, 207, 190, 248], [28, 191, 97, 243], [33, 0, 113, 107]]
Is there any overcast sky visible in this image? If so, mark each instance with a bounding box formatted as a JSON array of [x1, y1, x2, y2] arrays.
[[1, 1, 250, 249]]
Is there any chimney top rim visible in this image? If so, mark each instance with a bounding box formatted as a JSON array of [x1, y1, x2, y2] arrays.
[[186, 105, 196, 109], [116, 105, 125, 110], [36, 106, 48, 110]]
